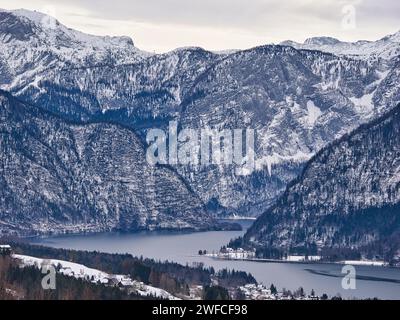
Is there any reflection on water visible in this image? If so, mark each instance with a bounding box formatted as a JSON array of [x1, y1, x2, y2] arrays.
[[31, 220, 400, 299]]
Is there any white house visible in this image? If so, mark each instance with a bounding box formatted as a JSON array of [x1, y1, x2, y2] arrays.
[[0, 245, 12, 255]]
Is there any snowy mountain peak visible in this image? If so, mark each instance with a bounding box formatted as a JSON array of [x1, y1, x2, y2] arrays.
[[304, 36, 341, 46], [0, 8, 153, 91], [10, 8, 56, 25], [280, 31, 400, 60], [384, 30, 400, 43], [0, 8, 137, 49]]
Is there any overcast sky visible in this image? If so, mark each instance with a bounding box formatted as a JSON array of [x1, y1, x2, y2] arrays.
[[0, 0, 399, 53]]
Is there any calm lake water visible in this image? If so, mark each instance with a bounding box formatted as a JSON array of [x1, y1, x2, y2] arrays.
[[31, 220, 400, 299]]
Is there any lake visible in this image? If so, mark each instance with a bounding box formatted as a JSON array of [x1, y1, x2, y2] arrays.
[[31, 220, 400, 299]]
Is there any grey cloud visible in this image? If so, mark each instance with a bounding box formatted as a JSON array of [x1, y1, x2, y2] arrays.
[[60, 0, 399, 36]]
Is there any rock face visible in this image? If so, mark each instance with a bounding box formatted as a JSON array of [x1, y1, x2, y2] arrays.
[[0, 90, 216, 236], [242, 103, 400, 258], [1, 8, 400, 218]]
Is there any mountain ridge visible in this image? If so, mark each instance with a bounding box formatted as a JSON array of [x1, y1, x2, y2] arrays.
[[280, 30, 400, 60]]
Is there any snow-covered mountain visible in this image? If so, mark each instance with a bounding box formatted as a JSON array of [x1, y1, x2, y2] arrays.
[[0, 90, 222, 236], [280, 31, 400, 61], [0, 9, 151, 92], [241, 103, 400, 260], [12, 44, 399, 216], [1, 8, 399, 219]]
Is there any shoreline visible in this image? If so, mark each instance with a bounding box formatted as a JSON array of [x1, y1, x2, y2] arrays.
[[204, 255, 392, 268], [13, 220, 247, 241]]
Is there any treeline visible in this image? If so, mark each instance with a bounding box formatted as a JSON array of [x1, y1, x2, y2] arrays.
[[215, 269, 256, 288], [0, 255, 148, 300], [202, 285, 230, 300]]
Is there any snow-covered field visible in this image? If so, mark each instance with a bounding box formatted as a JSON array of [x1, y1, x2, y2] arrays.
[[12, 254, 179, 300]]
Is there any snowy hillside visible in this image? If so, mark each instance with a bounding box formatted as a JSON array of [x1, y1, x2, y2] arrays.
[[13, 254, 179, 300]]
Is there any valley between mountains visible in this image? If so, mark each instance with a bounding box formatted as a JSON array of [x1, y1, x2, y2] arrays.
[[0, 8, 400, 262]]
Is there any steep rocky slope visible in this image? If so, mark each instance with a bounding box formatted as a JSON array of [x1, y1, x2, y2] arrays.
[[0, 90, 217, 236]]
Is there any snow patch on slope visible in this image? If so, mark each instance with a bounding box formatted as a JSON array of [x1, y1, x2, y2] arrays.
[[306, 100, 322, 125], [350, 93, 374, 116]]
